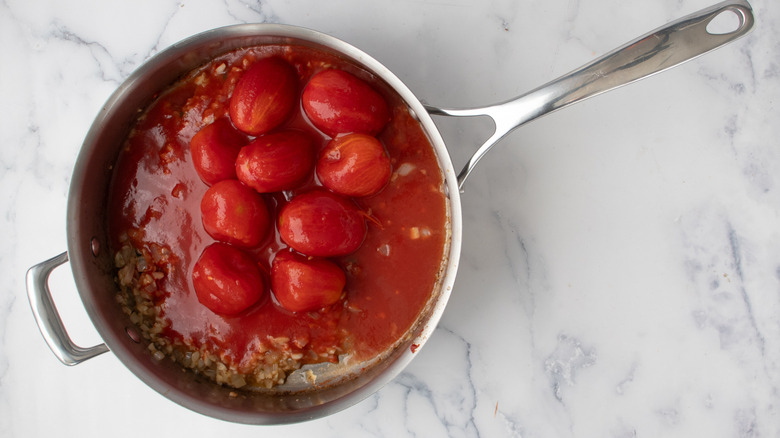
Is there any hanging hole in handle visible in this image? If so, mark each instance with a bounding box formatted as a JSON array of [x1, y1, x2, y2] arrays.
[[706, 9, 744, 35]]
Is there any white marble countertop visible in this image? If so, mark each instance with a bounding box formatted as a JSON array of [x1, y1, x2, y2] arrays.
[[3, 0, 779, 436]]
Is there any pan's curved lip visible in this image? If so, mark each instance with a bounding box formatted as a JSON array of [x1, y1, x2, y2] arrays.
[[66, 23, 462, 424]]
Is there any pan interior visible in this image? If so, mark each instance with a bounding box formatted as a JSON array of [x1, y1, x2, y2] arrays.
[[66, 24, 461, 423]]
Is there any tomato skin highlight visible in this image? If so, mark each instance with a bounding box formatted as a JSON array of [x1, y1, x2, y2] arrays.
[[278, 189, 367, 257], [235, 130, 315, 193], [302, 69, 389, 137], [190, 118, 247, 185], [200, 179, 271, 247], [229, 57, 298, 136], [191, 243, 265, 315], [316, 133, 392, 197], [271, 250, 346, 313]]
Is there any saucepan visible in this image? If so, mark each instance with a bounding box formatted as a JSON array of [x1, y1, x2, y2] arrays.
[[27, 0, 753, 424]]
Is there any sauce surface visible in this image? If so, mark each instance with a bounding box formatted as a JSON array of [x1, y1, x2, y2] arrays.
[[108, 45, 448, 380]]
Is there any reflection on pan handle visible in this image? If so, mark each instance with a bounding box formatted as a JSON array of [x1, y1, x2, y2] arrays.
[[26, 252, 109, 366], [426, 0, 755, 191]]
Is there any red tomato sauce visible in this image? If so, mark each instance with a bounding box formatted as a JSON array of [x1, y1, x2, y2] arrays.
[[108, 45, 448, 382]]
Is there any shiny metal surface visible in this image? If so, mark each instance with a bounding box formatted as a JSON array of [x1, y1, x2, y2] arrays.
[[27, 0, 753, 425], [57, 24, 461, 424], [426, 0, 755, 189], [26, 251, 109, 365]]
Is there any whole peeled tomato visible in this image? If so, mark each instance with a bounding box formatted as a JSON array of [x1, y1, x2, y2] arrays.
[[302, 69, 390, 137], [229, 57, 298, 136], [201, 179, 271, 247], [190, 118, 247, 185], [316, 133, 392, 197], [192, 243, 265, 315], [271, 250, 346, 313], [278, 189, 367, 257], [235, 130, 315, 193]]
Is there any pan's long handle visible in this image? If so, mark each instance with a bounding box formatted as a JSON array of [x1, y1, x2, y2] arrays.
[[426, 0, 754, 190]]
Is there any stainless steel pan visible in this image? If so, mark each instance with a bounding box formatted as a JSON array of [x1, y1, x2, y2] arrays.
[[27, 0, 753, 424]]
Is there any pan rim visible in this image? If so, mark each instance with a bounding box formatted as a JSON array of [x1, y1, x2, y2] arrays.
[[66, 23, 463, 424]]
